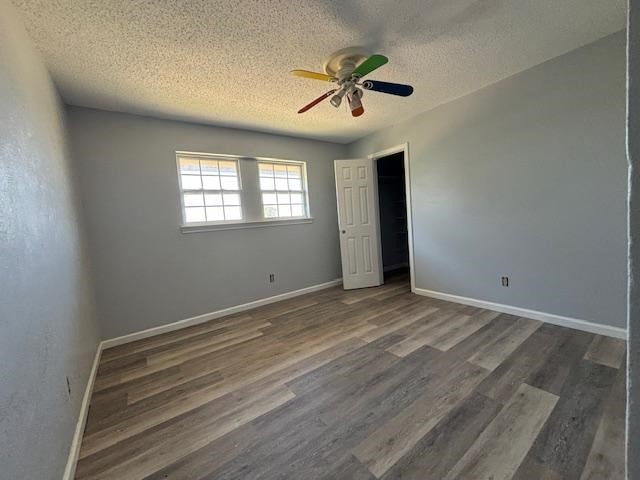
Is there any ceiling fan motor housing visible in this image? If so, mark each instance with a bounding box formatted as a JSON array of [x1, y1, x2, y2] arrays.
[[323, 47, 369, 82]]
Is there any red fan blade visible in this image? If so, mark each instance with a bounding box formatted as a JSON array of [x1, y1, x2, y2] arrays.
[[298, 89, 337, 113]]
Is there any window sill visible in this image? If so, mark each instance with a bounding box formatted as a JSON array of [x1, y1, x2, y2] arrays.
[[180, 217, 314, 233]]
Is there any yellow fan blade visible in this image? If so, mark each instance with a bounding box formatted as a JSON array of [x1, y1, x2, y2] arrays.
[[290, 69, 335, 82]]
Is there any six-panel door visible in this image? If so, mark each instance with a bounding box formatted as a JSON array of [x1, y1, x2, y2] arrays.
[[334, 158, 383, 289]]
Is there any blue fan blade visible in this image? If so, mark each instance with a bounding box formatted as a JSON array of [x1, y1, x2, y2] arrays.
[[362, 80, 414, 97]]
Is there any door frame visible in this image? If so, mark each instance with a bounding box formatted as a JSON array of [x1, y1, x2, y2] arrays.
[[367, 143, 416, 292]]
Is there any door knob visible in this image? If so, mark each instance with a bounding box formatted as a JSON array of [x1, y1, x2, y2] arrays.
[[341, 230, 346, 234]]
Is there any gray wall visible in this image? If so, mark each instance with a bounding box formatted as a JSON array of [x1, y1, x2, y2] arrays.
[[349, 31, 628, 329], [67, 107, 346, 339], [0, 1, 100, 478], [627, 0, 639, 477]]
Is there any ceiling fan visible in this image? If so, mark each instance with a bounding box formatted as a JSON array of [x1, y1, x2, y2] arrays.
[[291, 47, 414, 117]]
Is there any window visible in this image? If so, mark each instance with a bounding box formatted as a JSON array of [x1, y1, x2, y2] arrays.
[[176, 152, 310, 230], [259, 162, 307, 218], [178, 155, 242, 224]]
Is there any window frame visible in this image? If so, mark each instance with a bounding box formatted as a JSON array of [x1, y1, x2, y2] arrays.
[[257, 159, 310, 220], [176, 151, 313, 233], [176, 152, 244, 227]]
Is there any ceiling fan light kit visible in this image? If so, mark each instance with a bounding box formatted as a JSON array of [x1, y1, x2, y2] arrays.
[[347, 88, 364, 117], [330, 88, 347, 108], [292, 47, 414, 117]]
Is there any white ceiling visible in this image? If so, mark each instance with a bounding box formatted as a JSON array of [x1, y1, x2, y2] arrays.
[[14, 0, 626, 143]]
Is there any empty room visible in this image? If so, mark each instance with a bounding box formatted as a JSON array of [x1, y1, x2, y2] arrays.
[[2, 0, 639, 479]]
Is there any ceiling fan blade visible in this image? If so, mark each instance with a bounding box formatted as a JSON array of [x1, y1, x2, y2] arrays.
[[291, 70, 335, 82], [362, 80, 414, 97], [297, 89, 337, 113], [352, 54, 388, 78]]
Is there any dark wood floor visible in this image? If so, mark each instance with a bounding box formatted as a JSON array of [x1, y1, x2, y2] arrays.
[[76, 276, 626, 479]]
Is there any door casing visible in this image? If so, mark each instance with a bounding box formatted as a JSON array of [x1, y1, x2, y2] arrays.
[[367, 143, 415, 292]]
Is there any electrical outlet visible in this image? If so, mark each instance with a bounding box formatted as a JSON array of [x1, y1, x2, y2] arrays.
[[501, 276, 509, 287], [269, 273, 275, 283]]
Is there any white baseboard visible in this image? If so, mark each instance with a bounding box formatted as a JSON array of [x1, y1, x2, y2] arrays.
[[414, 288, 627, 339], [62, 342, 103, 480], [102, 278, 343, 349]]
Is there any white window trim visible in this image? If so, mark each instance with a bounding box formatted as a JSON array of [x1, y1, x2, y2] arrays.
[[257, 159, 310, 220], [176, 151, 313, 232]]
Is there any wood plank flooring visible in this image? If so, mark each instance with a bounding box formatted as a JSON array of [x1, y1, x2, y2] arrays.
[[76, 275, 626, 479]]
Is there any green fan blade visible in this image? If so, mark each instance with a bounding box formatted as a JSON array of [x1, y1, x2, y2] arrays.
[[352, 54, 388, 78]]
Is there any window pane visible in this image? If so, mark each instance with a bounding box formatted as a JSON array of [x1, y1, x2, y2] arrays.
[[185, 207, 206, 222], [202, 176, 221, 190], [223, 192, 241, 205], [224, 206, 242, 220], [179, 158, 200, 174], [264, 205, 278, 218], [259, 163, 274, 177], [287, 165, 301, 179], [181, 175, 202, 190], [291, 204, 305, 217], [262, 192, 277, 204], [274, 164, 288, 178], [278, 204, 292, 217], [219, 161, 237, 175], [277, 192, 290, 204], [288, 178, 302, 190], [221, 176, 239, 190], [275, 178, 288, 190], [205, 206, 224, 221], [184, 192, 204, 207], [200, 160, 219, 175], [204, 193, 222, 206], [290, 192, 303, 204], [260, 177, 275, 190]]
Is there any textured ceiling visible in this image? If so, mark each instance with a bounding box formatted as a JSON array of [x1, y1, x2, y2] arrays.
[[14, 0, 626, 143]]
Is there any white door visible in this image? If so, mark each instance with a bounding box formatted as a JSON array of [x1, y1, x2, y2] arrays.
[[334, 158, 383, 290]]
